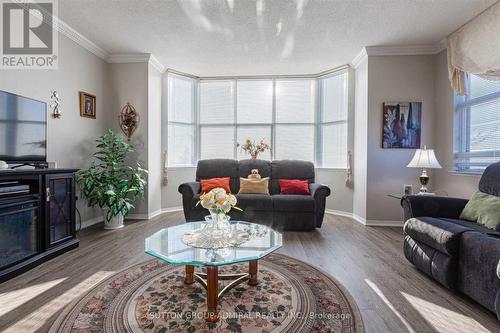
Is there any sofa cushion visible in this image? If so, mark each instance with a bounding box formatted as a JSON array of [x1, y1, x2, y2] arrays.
[[279, 179, 310, 194], [270, 160, 315, 194], [272, 194, 315, 212], [200, 177, 231, 193], [236, 194, 273, 211], [196, 159, 239, 193], [460, 191, 500, 231], [479, 161, 500, 197], [238, 177, 270, 195], [404, 217, 480, 256]]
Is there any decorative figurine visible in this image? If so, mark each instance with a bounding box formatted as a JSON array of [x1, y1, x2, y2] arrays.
[[248, 169, 261, 179], [50, 91, 61, 118]]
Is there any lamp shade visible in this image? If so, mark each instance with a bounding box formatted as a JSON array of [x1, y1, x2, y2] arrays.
[[407, 147, 442, 169]]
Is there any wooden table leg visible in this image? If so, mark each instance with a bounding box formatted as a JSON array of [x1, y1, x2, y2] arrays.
[[184, 265, 194, 285], [248, 260, 258, 286], [206, 266, 219, 323]]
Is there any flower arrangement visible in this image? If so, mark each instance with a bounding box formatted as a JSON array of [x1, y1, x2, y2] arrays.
[[197, 187, 242, 214], [237, 138, 270, 159]]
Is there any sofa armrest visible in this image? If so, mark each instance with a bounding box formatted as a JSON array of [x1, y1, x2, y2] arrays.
[[178, 182, 200, 221], [309, 183, 331, 199], [309, 183, 331, 228], [178, 181, 200, 197], [401, 195, 469, 221]]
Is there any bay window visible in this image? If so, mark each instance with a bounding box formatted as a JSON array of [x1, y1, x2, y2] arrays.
[[167, 69, 350, 168], [454, 74, 500, 172], [167, 74, 196, 167]]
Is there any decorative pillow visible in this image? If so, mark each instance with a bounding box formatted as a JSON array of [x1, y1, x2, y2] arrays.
[[279, 179, 310, 195], [200, 177, 231, 193], [460, 191, 500, 230], [238, 177, 270, 195]]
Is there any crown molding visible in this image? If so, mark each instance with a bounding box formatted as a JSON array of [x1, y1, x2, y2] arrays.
[[365, 41, 446, 56], [55, 18, 110, 60], [351, 40, 447, 68], [107, 53, 151, 63], [107, 53, 166, 73], [351, 48, 368, 68], [149, 55, 166, 73], [52, 13, 169, 72]]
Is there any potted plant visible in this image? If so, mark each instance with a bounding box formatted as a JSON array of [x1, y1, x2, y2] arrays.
[[76, 129, 147, 229]]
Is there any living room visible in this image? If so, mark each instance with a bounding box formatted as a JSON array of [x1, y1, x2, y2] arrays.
[[0, 0, 499, 332]]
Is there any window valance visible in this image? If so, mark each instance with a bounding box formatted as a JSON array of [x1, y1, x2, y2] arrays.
[[447, 2, 500, 95]]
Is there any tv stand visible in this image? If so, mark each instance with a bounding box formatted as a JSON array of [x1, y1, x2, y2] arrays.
[[0, 168, 79, 283], [10, 162, 49, 170]]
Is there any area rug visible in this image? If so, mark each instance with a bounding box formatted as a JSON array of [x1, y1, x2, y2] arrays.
[[49, 253, 363, 333]]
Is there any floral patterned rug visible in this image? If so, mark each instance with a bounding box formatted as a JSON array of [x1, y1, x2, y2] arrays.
[[49, 253, 363, 333]]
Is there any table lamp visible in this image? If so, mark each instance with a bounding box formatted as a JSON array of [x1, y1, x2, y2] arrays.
[[407, 146, 442, 194]]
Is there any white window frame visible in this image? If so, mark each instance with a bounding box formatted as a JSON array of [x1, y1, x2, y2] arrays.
[[454, 75, 500, 173], [167, 68, 350, 168]]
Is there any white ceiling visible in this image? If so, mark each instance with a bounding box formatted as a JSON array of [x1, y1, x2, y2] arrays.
[[59, 0, 497, 76]]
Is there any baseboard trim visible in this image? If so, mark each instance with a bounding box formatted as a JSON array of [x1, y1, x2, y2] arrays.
[[80, 216, 103, 229], [128, 208, 163, 220], [352, 213, 367, 225], [365, 219, 403, 227], [162, 206, 183, 213], [326, 209, 402, 227], [325, 209, 352, 218]]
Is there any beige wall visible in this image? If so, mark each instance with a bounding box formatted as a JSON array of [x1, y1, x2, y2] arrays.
[[0, 35, 112, 225], [365, 55, 437, 223], [433, 50, 481, 198], [148, 64, 163, 215], [353, 57, 369, 220], [108, 63, 149, 215]]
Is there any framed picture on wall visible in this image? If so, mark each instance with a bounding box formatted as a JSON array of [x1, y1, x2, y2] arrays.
[[79, 91, 96, 119], [382, 102, 421, 148]]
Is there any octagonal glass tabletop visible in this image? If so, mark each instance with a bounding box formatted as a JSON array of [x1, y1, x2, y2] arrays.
[[145, 221, 282, 267]]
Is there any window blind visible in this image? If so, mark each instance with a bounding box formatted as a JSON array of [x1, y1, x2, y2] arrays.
[[166, 71, 350, 167], [454, 74, 500, 172], [318, 73, 349, 168], [167, 75, 196, 166], [237, 80, 273, 124], [200, 81, 234, 124]]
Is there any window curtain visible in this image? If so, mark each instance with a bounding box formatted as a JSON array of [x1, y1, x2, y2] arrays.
[[447, 2, 500, 95]]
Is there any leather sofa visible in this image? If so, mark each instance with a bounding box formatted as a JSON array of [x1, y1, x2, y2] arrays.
[[178, 159, 331, 231], [401, 161, 500, 318]]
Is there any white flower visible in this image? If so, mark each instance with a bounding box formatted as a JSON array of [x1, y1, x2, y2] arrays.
[[213, 188, 226, 201], [227, 194, 237, 206], [200, 192, 215, 208], [221, 202, 231, 213]]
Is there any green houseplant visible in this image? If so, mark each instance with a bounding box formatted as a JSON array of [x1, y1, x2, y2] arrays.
[[76, 129, 147, 229]]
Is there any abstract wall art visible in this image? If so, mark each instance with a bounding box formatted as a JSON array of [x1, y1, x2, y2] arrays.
[[382, 102, 422, 149]]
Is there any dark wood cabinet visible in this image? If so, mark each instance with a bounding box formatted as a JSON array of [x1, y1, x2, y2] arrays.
[[0, 169, 79, 283], [45, 173, 76, 247]]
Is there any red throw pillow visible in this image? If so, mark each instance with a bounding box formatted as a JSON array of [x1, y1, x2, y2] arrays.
[[200, 177, 231, 193], [279, 179, 310, 195]]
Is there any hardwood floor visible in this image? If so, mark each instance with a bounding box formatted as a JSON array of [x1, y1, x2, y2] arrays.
[[0, 212, 498, 333]]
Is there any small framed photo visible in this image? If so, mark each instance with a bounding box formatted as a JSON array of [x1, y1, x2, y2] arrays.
[[79, 91, 96, 119], [404, 184, 413, 195]]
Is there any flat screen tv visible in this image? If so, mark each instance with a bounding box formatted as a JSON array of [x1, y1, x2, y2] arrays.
[[0, 90, 47, 165]]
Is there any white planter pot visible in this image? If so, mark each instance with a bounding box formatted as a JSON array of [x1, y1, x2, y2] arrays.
[[103, 210, 124, 230]]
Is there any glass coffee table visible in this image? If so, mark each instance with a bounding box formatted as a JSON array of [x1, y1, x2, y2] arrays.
[[145, 221, 282, 323]]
